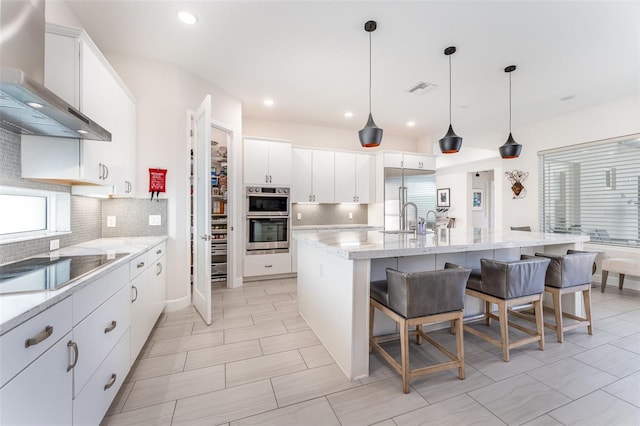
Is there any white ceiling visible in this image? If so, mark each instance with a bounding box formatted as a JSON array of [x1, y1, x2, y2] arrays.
[[64, 1, 640, 147]]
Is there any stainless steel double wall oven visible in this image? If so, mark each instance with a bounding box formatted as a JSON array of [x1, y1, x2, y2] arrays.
[[246, 187, 290, 253]]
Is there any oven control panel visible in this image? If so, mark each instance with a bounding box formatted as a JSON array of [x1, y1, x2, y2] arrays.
[[246, 187, 289, 194]]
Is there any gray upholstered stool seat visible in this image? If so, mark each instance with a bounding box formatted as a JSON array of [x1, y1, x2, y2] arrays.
[[369, 263, 471, 394], [464, 256, 550, 362], [530, 250, 598, 342]]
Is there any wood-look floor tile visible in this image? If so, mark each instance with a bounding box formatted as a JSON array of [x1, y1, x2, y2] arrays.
[[100, 401, 175, 426], [226, 349, 307, 388], [521, 414, 564, 426], [264, 284, 290, 295], [172, 380, 277, 425], [393, 394, 503, 426], [611, 332, 640, 355], [105, 380, 135, 416], [299, 344, 334, 369], [224, 321, 287, 344], [148, 332, 224, 357], [548, 390, 640, 425], [184, 340, 262, 371], [412, 364, 494, 404], [245, 293, 293, 306], [252, 309, 301, 325], [528, 358, 617, 399], [603, 371, 640, 407], [466, 349, 545, 381], [230, 397, 340, 425], [468, 374, 571, 425], [573, 344, 640, 378], [129, 352, 187, 381], [149, 323, 194, 341], [191, 315, 254, 334], [260, 330, 319, 355], [271, 364, 360, 407], [163, 311, 203, 327], [273, 299, 299, 312], [223, 303, 275, 319], [123, 365, 225, 411]]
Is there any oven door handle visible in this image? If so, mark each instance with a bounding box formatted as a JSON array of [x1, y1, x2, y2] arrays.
[[247, 216, 290, 220]]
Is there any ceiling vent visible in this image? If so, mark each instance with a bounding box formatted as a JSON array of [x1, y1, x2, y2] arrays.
[[406, 81, 437, 95]]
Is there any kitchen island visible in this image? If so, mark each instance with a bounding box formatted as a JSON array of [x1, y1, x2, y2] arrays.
[[294, 228, 590, 380]]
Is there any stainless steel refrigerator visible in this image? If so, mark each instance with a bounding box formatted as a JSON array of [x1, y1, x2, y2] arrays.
[[384, 167, 437, 231]]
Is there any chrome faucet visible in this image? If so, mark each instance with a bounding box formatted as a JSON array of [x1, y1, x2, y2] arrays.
[[401, 202, 418, 235], [426, 209, 437, 231]]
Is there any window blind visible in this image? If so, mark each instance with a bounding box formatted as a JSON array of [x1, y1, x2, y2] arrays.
[[539, 135, 640, 247]]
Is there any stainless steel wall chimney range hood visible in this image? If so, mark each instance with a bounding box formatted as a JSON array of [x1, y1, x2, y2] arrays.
[[0, 1, 111, 141]]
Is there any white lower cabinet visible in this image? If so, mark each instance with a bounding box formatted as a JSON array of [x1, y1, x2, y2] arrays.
[[0, 331, 73, 426], [244, 253, 291, 277], [130, 271, 148, 362], [72, 330, 130, 426]]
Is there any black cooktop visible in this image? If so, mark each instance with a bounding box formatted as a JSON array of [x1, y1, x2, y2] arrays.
[[0, 253, 128, 295]]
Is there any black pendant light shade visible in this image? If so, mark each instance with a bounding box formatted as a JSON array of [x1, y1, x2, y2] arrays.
[[499, 65, 522, 159], [359, 113, 383, 147], [359, 20, 383, 148], [439, 46, 462, 154]]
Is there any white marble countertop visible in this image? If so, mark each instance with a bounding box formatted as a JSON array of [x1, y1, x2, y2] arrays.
[[294, 228, 590, 260], [0, 236, 167, 335], [292, 224, 382, 231]]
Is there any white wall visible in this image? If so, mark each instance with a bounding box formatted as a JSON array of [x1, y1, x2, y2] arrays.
[[471, 171, 493, 228], [45, 0, 82, 27], [105, 54, 243, 309], [243, 118, 420, 152]]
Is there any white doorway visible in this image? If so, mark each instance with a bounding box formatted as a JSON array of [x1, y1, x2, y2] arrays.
[[470, 170, 495, 229]]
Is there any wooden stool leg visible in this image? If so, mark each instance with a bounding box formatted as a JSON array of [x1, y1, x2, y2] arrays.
[[485, 301, 492, 326], [534, 296, 545, 351], [619, 274, 625, 290], [369, 304, 375, 353], [601, 270, 608, 293], [552, 290, 563, 343], [583, 288, 593, 335], [449, 319, 455, 334], [498, 301, 509, 362], [455, 316, 465, 380], [416, 324, 423, 345], [400, 319, 410, 394]]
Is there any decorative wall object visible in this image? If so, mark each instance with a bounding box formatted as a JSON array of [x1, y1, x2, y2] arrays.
[[505, 169, 528, 198], [472, 189, 484, 211], [437, 188, 450, 207]]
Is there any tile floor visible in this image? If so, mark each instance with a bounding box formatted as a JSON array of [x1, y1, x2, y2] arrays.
[[102, 279, 640, 426]]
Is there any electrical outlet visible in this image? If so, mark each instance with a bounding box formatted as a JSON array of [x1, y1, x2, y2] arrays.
[[107, 216, 116, 227], [297, 213, 302, 220], [348, 212, 353, 219], [149, 215, 161, 226], [49, 239, 60, 251]]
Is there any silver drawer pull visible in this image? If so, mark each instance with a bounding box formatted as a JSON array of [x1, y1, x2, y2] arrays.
[[137, 262, 145, 269], [104, 321, 117, 334], [156, 249, 162, 255], [131, 285, 138, 302], [67, 340, 78, 372], [264, 264, 273, 268], [104, 373, 117, 390], [25, 325, 53, 348], [156, 263, 162, 276]]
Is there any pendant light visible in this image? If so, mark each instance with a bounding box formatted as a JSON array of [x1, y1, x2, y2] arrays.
[[358, 20, 383, 148], [439, 46, 462, 154], [499, 65, 522, 159]]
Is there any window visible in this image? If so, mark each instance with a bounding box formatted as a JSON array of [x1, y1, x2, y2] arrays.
[[539, 134, 640, 247], [0, 186, 71, 244]]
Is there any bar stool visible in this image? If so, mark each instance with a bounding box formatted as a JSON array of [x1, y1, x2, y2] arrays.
[[533, 250, 598, 342], [464, 256, 550, 362], [369, 263, 471, 394]]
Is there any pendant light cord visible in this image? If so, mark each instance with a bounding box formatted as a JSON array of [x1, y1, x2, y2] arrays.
[[448, 54, 452, 123], [509, 72, 512, 133], [368, 31, 372, 114]]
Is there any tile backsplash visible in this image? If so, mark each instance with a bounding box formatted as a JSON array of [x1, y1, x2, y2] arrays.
[[102, 199, 168, 237], [292, 203, 368, 226]]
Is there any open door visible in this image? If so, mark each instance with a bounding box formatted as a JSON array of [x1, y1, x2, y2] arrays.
[[192, 95, 212, 324]]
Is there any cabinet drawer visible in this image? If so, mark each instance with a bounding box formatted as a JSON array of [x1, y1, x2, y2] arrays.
[[0, 332, 73, 426], [73, 329, 130, 426], [129, 252, 148, 280], [73, 284, 131, 397], [148, 242, 166, 264], [0, 297, 72, 387], [73, 263, 128, 325], [244, 253, 291, 277]]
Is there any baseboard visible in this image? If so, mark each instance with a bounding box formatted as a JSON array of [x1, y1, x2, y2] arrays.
[[243, 273, 296, 282], [163, 295, 191, 312]]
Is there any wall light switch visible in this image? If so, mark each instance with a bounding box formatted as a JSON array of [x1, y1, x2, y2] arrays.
[[149, 215, 161, 226], [49, 239, 60, 251], [107, 216, 116, 227], [348, 212, 353, 219], [297, 213, 302, 220]]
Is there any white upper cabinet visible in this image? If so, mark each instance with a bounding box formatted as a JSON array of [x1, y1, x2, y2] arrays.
[[291, 148, 334, 203], [334, 152, 374, 203], [244, 138, 292, 186], [381, 152, 435, 170], [22, 25, 137, 195]]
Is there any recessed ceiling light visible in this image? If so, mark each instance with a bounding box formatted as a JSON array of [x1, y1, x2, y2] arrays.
[[77, 130, 88, 134], [344, 111, 354, 118], [263, 99, 275, 107], [406, 121, 416, 127], [178, 11, 198, 25], [26, 101, 43, 108]]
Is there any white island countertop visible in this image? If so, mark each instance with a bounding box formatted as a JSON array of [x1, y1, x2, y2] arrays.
[[0, 236, 167, 335], [294, 228, 590, 260]]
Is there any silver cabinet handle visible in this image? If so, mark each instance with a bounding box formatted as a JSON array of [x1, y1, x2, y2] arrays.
[[265, 175, 269, 183], [99, 163, 104, 179], [269, 175, 272, 183], [104, 373, 117, 390], [156, 262, 162, 276], [200, 234, 210, 241], [131, 285, 138, 302], [104, 321, 117, 334], [67, 340, 78, 372], [265, 264, 273, 268], [25, 325, 53, 348], [103, 164, 109, 179], [137, 262, 145, 269], [309, 195, 312, 201]]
